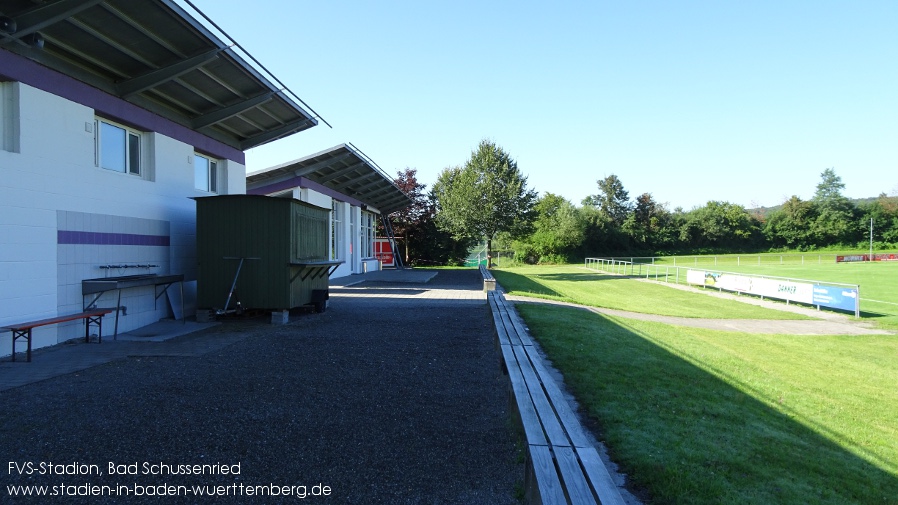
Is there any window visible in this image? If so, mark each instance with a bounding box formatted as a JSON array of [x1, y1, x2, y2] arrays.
[[0, 81, 20, 153], [194, 153, 219, 193], [330, 200, 343, 260], [96, 118, 140, 175], [361, 211, 375, 258]]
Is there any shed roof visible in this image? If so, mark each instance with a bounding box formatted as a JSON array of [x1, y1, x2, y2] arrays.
[[247, 144, 412, 215], [0, 0, 320, 151]]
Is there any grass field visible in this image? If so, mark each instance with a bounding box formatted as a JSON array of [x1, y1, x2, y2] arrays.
[[491, 262, 898, 504], [588, 254, 898, 330], [491, 265, 813, 320]]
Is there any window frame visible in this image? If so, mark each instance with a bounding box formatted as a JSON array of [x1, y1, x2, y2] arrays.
[[95, 117, 142, 176], [331, 200, 344, 261], [194, 153, 219, 193], [0, 81, 19, 153], [361, 211, 375, 259]]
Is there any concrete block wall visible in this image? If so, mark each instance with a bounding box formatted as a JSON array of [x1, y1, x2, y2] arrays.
[[56, 211, 172, 342], [0, 82, 245, 354]]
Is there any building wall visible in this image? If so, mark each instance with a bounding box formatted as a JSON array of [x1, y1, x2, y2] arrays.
[[0, 82, 245, 354]]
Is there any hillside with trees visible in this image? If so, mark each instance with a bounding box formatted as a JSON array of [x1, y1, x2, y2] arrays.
[[388, 145, 898, 265]]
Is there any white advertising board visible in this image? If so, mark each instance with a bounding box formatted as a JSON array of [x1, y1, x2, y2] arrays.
[[686, 270, 814, 304], [748, 277, 814, 304]]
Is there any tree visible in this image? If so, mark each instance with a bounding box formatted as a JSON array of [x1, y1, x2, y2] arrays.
[[414, 188, 473, 266], [392, 168, 428, 227], [859, 193, 898, 247], [814, 167, 846, 202], [681, 201, 761, 250], [622, 192, 655, 247], [580, 174, 632, 254], [375, 168, 471, 266], [622, 192, 674, 251], [389, 168, 428, 262], [583, 174, 632, 226], [811, 168, 857, 246], [763, 196, 817, 249], [385, 168, 469, 265], [432, 140, 537, 267], [519, 193, 585, 263]]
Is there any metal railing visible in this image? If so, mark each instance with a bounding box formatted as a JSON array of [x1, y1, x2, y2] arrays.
[[585, 257, 861, 317], [588, 254, 845, 267]]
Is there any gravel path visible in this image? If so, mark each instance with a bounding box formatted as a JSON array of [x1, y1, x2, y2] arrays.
[[0, 270, 522, 504]]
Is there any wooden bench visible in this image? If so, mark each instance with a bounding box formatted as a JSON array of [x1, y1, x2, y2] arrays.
[[479, 264, 496, 292], [488, 291, 626, 505], [2, 309, 112, 362]]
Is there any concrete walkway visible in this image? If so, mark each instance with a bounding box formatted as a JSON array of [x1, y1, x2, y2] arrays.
[[0, 320, 232, 392]]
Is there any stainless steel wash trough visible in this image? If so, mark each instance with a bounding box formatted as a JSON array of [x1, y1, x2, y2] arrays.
[[82, 274, 184, 338]]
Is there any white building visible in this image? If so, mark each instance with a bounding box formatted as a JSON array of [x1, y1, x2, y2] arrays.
[[0, 0, 319, 355], [246, 144, 410, 279]]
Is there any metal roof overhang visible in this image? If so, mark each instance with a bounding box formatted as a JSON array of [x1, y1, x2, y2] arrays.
[[0, 0, 318, 151], [247, 144, 412, 215]]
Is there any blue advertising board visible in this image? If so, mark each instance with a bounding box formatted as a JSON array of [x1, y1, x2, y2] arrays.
[[812, 285, 859, 312]]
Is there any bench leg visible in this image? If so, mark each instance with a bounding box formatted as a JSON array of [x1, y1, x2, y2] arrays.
[[85, 315, 104, 344], [11, 329, 32, 362]]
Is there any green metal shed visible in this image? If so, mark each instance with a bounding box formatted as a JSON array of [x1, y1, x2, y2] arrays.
[[195, 195, 340, 313]]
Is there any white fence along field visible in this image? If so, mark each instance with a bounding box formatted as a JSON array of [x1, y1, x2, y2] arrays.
[[585, 257, 861, 317]]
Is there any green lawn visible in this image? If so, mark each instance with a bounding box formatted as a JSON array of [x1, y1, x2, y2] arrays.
[[492, 263, 898, 504], [491, 265, 811, 320], [518, 303, 898, 505]]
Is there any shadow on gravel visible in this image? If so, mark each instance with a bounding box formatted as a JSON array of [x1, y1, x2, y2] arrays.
[[518, 303, 898, 504]]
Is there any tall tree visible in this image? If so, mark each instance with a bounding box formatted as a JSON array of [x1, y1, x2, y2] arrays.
[[415, 188, 473, 266], [859, 193, 898, 246], [811, 167, 857, 246], [763, 195, 817, 249], [623, 192, 673, 251], [681, 201, 761, 250], [432, 139, 537, 267], [583, 174, 632, 226], [521, 193, 585, 263], [814, 167, 846, 202], [388, 168, 432, 263]]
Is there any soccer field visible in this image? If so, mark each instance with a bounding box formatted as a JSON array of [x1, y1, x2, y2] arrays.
[[494, 263, 898, 504], [594, 253, 898, 328]]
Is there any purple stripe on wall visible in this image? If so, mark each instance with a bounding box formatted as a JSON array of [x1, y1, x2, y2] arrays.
[[58, 230, 170, 246], [0, 48, 245, 165], [247, 176, 365, 208]]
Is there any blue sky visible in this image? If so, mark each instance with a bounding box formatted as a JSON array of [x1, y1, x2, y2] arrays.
[[185, 0, 897, 210]]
